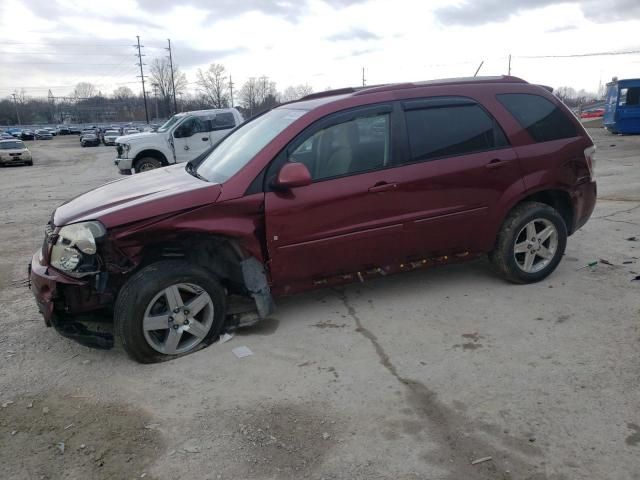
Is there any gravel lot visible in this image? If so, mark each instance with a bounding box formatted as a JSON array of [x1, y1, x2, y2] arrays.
[[0, 130, 639, 480]]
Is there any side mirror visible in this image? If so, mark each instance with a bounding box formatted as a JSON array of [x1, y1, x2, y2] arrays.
[[274, 162, 312, 189]]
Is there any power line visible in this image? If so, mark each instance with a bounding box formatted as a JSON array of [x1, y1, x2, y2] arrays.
[[0, 61, 129, 65], [0, 51, 136, 56], [519, 49, 640, 59]]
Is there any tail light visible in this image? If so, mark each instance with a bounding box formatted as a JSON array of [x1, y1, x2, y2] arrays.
[[584, 145, 596, 180]]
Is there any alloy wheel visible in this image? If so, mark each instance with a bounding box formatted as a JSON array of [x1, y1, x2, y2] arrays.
[[142, 283, 214, 355], [513, 218, 559, 274]]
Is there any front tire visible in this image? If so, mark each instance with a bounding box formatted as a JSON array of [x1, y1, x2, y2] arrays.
[[134, 157, 162, 173], [114, 260, 226, 363], [489, 201, 567, 284]]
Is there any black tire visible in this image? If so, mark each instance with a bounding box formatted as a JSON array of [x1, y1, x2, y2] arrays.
[[114, 260, 226, 363], [134, 157, 162, 173], [26, 161, 33, 166], [489, 201, 567, 284]]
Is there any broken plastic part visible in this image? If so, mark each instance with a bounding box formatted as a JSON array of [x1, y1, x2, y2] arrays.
[[240, 257, 275, 318]]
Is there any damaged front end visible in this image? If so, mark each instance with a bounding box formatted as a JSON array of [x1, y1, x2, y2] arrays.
[[29, 221, 133, 350]]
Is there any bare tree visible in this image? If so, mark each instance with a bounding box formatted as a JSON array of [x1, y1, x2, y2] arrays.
[[255, 75, 277, 105], [281, 84, 313, 102], [239, 77, 259, 116], [73, 82, 96, 99], [197, 63, 230, 108], [113, 86, 134, 99], [149, 57, 187, 116]]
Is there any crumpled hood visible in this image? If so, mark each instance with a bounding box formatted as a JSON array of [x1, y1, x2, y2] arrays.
[[116, 131, 159, 143], [54, 164, 222, 228]]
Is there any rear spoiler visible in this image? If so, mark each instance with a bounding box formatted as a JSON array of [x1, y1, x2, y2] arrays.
[[537, 85, 554, 93]]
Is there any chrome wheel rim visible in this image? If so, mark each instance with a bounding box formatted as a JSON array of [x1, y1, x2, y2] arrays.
[[138, 162, 156, 172], [513, 218, 559, 274], [142, 283, 214, 355]]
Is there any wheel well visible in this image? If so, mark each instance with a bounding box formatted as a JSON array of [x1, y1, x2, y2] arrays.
[[138, 234, 246, 292], [517, 190, 574, 234], [132, 234, 274, 318], [134, 150, 168, 167]]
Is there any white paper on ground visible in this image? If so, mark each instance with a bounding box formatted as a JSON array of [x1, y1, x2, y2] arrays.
[[219, 333, 234, 344], [232, 346, 253, 358]]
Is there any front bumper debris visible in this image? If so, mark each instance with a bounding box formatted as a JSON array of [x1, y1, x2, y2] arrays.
[[29, 253, 114, 349]]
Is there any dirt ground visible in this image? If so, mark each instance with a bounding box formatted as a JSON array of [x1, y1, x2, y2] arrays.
[[0, 130, 639, 480]]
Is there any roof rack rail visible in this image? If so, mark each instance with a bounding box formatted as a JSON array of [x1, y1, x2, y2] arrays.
[[298, 76, 528, 102], [299, 84, 389, 101]]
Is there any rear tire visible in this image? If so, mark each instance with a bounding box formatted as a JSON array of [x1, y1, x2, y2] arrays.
[[115, 260, 226, 363], [134, 157, 162, 173], [489, 201, 567, 284]]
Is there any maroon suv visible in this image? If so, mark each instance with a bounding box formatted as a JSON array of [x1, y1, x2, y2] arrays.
[[29, 76, 597, 362]]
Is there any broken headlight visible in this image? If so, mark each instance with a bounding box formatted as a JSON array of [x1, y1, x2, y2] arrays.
[[50, 221, 106, 277]]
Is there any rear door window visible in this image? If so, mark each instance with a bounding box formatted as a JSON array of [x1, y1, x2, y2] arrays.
[[212, 112, 236, 130], [497, 93, 577, 142], [403, 100, 508, 163]]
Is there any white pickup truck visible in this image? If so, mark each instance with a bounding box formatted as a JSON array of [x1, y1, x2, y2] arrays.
[[114, 108, 244, 174]]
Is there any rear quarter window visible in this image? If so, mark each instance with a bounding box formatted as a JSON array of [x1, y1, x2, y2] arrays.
[[497, 93, 577, 143], [403, 102, 508, 163]]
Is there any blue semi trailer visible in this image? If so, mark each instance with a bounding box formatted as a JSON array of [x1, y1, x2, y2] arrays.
[[603, 78, 640, 134]]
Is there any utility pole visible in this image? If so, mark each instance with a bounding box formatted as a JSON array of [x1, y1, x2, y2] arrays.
[[11, 93, 21, 125], [134, 35, 150, 124], [362, 67, 366, 86], [229, 75, 234, 107], [166, 39, 178, 115], [152, 84, 159, 120], [508, 54, 512, 75]]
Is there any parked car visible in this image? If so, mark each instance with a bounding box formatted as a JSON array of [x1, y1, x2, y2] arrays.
[[102, 129, 120, 146], [580, 108, 604, 119], [57, 126, 71, 135], [5, 127, 21, 137], [0, 133, 14, 140], [0, 139, 32, 166], [79, 129, 97, 142], [80, 133, 100, 147], [30, 76, 597, 362], [35, 129, 53, 140], [114, 108, 243, 174], [69, 126, 82, 134], [20, 129, 35, 140], [45, 127, 57, 136]]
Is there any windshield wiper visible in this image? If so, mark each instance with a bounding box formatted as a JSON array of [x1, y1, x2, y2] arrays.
[[185, 161, 208, 182]]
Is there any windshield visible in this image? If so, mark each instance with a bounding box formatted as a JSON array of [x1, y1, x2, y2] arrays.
[[157, 115, 182, 133], [196, 108, 305, 183], [0, 141, 25, 149], [105, 130, 119, 135]]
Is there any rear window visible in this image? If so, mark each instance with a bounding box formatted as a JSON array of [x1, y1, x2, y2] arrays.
[[404, 103, 508, 162], [497, 93, 577, 142]]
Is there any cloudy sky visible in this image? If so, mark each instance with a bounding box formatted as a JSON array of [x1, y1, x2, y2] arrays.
[[0, 0, 639, 100]]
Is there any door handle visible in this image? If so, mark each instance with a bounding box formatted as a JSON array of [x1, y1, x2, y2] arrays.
[[368, 182, 398, 193], [202, 137, 208, 141], [486, 159, 507, 169], [184, 145, 190, 151]]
